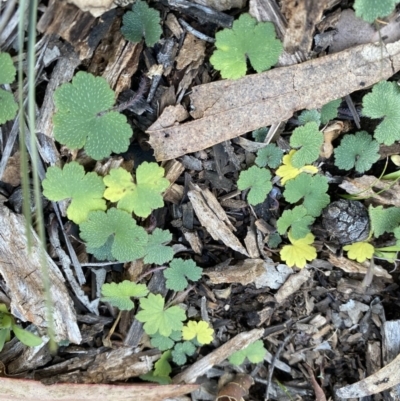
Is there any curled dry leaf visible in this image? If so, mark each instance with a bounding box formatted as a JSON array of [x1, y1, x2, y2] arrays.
[[320, 121, 344, 159], [67, 0, 117, 17], [216, 373, 254, 401]]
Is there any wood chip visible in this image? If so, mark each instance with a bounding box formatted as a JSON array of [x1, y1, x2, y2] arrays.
[[275, 268, 311, 303], [0, 203, 81, 344], [188, 183, 249, 256], [148, 40, 400, 160]]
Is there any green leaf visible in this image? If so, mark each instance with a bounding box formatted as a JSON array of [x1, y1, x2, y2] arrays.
[[144, 228, 174, 265], [280, 231, 317, 268], [354, 0, 398, 23], [283, 173, 330, 217], [150, 330, 182, 351], [101, 280, 149, 310], [11, 324, 42, 347], [298, 109, 321, 126], [42, 162, 106, 224], [182, 320, 214, 345], [334, 131, 380, 173], [87, 236, 115, 261], [164, 258, 202, 291], [80, 208, 148, 262], [369, 205, 400, 237], [228, 340, 267, 365], [267, 232, 282, 249], [53, 71, 133, 159], [121, 0, 162, 47], [277, 205, 315, 240], [140, 350, 172, 384], [136, 293, 186, 336], [290, 122, 323, 168], [0, 329, 10, 352], [172, 341, 196, 365], [320, 99, 341, 124], [343, 242, 375, 263], [362, 80, 400, 145], [252, 127, 268, 142], [103, 163, 170, 218], [255, 144, 283, 169], [210, 13, 283, 80], [237, 166, 272, 205], [0, 52, 18, 125], [0, 312, 12, 329]]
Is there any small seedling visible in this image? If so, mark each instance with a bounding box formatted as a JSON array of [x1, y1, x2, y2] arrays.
[[121, 0, 162, 47], [80, 208, 148, 262], [150, 330, 182, 351], [100, 280, 149, 310], [42, 161, 106, 224], [280, 231, 317, 268], [276, 150, 318, 185], [144, 228, 174, 265], [140, 350, 173, 384], [103, 163, 170, 218], [289, 122, 324, 168], [210, 13, 283, 80], [298, 109, 321, 126], [163, 258, 202, 291], [0, 52, 18, 125], [136, 293, 186, 337], [255, 144, 283, 169], [252, 127, 268, 142], [237, 165, 273, 205], [334, 131, 380, 173], [362, 80, 400, 145], [53, 71, 133, 160], [171, 341, 196, 365], [182, 320, 214, 345], [228, 340, 267, 365], [277, 205, 315, 240], [343, 241, 375, 263], [0, 304, 42, 351], [283, 173, 330, 217]]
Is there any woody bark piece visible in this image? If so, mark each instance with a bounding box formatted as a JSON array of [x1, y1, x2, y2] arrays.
[[67, 0, 118, 17], [274, 267, 311, 303], [148, 40, 400, 161], [0, 203, 81, 344], [173, 328, 264, 384], [216, 374, 254, 401], [0, 377, 198, 401], [188, 183, 249, 256]]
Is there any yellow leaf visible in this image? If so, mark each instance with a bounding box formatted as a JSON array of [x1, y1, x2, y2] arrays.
[[343, 241, 374, 263], [280, 231, 316, 268], [276, 150, 318, 185], [182, 320, 214, 345]]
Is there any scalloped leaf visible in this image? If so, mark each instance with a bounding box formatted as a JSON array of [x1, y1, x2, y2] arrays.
[[321, 98, 341, 124], [255, 143, 283, 169], [144, 228, 174, 265], [42, 161, 106, 224], [100, 280, 149, 310], [334, 131, 380, 173], [136, 293, 186, 337], [172, 341, 196, 365], [103, 163, 170, 218], [362, 80, 400, 145], [275, 150, 319, 185], [121, 0, 162, 47], [182, 320, 214, 345], [298, 109, 321, 126], [164, 258, 202, 291], [150, 330, 182, 351], [237, 165, 272, 205], [0, 52, 18, 125], [80, 208, 148, 262], [210, 13, 283, 80], [290, 122, 324, 168], [343, 242, 375, 263], [354, 0, 398, 22], [277, 205, 315, 240], [280, 231, 317, 268], [53, 71, 133, 159], [369, 205, 400, 238], [283, 173, 330, 217], [228, 340, 267, 365]]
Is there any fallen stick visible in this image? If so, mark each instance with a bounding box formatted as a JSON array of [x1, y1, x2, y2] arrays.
[[148, 39, 400, 161]]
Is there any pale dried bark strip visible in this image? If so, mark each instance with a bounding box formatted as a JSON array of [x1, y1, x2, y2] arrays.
[[148, 40, 400, 161]]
